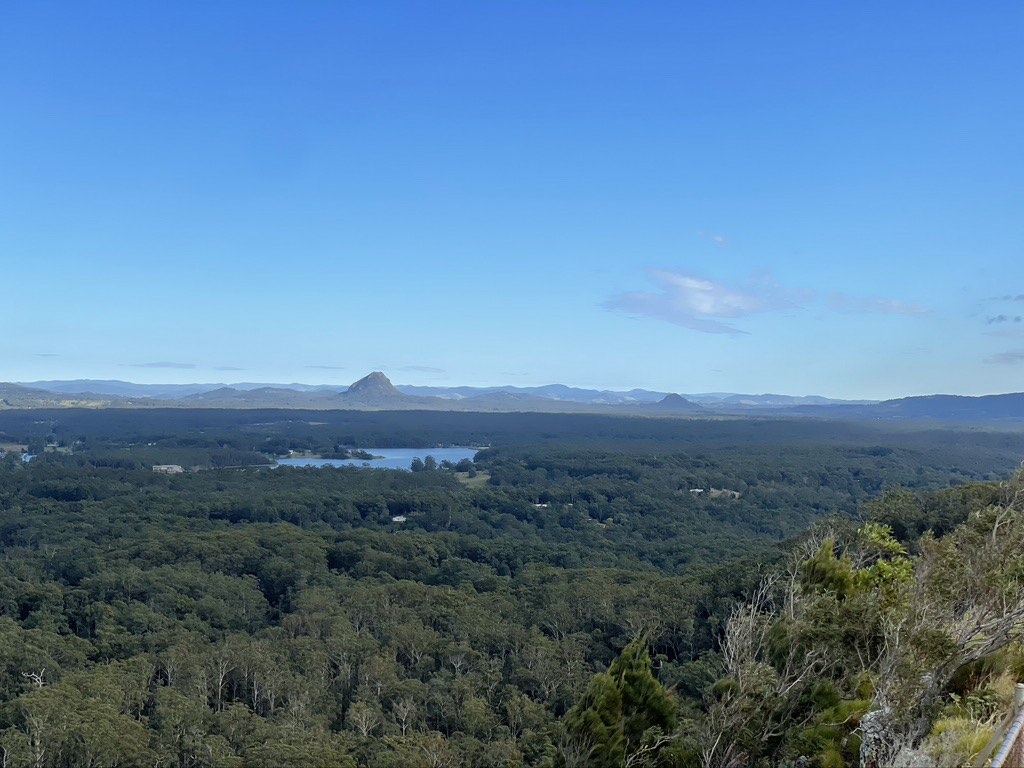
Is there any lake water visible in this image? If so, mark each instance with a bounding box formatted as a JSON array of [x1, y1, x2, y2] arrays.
[[275, 447, 480, 471]]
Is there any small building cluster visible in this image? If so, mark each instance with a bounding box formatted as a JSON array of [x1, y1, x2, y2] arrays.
[[152, 464, 185, 474]]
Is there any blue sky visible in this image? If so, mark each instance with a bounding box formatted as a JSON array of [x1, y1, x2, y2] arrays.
[[2, 2, 1021, 399]]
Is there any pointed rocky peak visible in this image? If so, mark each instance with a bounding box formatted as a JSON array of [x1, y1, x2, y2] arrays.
[[654, 393, 703, 411], [347, 371, 400, 397], [338, 372, 419, 406]]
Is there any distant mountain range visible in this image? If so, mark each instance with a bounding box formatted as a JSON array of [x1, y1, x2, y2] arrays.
[[19, 376, 870, 407], [6, 373, 1024, 423], [24, 379, 340, 398], [789, 393, 1024, 421]]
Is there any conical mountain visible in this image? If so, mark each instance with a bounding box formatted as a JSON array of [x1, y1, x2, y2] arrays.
[[340, 372, 416, 406], [650, 393, 704, 412], [348, 371, 400, 396]]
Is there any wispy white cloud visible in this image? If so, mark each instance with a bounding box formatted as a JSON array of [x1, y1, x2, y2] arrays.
[[827, 293, 930, 316], [985, 349, 1024, 365], [603, 271, 804, 334], [699, 231, 728, 248], [129, 361, 196, 369], [214, 366, 245, 371], [605, 270, 931, 334]]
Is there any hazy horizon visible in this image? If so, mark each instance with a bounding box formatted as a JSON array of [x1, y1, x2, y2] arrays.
[[12, 371, 1015, 403], [3, 3, 1021, 400], [9, 370, 1022, 402]]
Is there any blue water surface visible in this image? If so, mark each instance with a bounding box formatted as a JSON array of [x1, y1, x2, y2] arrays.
[[275, 447, 480, 471]]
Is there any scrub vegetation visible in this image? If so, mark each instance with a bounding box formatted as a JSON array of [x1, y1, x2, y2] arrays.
[[0, 409, 1021, 766]]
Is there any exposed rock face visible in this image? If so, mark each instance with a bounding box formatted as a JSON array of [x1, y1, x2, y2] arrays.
[[341, 372, 411, 405]]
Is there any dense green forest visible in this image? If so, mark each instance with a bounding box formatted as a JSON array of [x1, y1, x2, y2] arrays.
[[0, 409, 1022, 766]]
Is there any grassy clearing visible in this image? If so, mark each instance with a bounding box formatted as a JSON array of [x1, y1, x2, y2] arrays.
[[455, 471, 490, 487]]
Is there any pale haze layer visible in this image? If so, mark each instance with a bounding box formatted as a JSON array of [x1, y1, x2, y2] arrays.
[[2, 2, 1022, 399]]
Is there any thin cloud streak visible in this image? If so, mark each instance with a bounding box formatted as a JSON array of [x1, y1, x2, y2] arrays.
[[128, 361, 196, 369], [399, 365, 446, 374], [986, 315, 1023, 325], [985, 349, 1024, 365]]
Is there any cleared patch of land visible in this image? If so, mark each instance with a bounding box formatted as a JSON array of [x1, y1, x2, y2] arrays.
[[455, 471, 490, 487], [710, 487, 742, 499]]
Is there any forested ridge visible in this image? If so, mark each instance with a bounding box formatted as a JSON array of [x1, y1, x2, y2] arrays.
[[0, 410, 1022, 766]]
